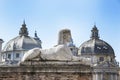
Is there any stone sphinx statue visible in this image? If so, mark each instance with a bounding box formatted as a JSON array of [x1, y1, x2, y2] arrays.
[[21, 44, 91, 64], [21, 45, 75, 62]]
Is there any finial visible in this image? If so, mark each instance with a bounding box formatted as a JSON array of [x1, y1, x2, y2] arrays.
[[93, 23, 97, 29], [19, 20, 28, 36], [91, 24, 99, 39], [34, 30, 42, 45], [22, 20, 26, 27], [35, 30, 38, 38]]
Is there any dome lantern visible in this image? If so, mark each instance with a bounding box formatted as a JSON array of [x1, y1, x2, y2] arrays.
[[19, 20, 28, 36], [91, 25, 99, 39]]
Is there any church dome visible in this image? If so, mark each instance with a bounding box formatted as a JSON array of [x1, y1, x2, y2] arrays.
[[3, 21, 42, 52], [78, 25, 114, 56]]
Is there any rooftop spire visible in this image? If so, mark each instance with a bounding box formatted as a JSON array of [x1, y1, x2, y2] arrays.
[[34, 30, 42, 45], [35, 30, 38, 38], [91, 24, 99, 39], [19, 20, 28, 36], [22, 20, 26, 26]]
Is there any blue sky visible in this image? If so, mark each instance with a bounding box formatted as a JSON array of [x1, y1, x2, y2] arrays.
[[0, 0, 120, 62]]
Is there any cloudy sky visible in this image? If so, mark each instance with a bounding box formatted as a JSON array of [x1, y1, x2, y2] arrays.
[[0, 0, 120, 62]]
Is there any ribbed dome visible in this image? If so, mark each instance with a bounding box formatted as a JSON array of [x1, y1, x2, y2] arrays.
[[3, 21, 42, 52], [3, 36, 41, 52], [78, 25, 114, 56], [79, 39, 114, 55]]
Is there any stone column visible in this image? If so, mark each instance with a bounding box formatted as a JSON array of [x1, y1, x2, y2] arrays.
[[96, 74, 98, 80], [110, 74, 113, 80], [92, 73, 99, 80], [100, 73, 103, 80], [92, 73, 96, 80], [115, 74, 118, 80]]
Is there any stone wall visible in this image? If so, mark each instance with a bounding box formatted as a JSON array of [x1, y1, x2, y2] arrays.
[[0, 72, 91, 80], [0, 61, 92, 80]]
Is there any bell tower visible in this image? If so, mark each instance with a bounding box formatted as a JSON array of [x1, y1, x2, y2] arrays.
[[91, 25, 99, 39]]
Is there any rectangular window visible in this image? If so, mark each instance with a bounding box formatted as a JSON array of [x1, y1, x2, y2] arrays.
[[8, 54, 11, 59], [16, 53, 20, 58], [99, 57, 104, 61]]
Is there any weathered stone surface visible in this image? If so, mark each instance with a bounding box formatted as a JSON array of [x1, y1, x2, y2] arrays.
[[0, 61, 92, 80], [0, 72, 92, 80]]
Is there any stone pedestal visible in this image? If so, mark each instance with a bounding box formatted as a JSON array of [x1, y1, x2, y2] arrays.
[[0, 61, 92, 80]]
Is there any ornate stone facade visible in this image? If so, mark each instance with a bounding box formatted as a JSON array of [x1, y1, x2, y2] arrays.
[[0, 22, 119, 80]]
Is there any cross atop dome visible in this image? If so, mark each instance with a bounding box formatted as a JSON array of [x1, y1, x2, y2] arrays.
[[19, 20, 29, 36], [91, 24, 99, 39]]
